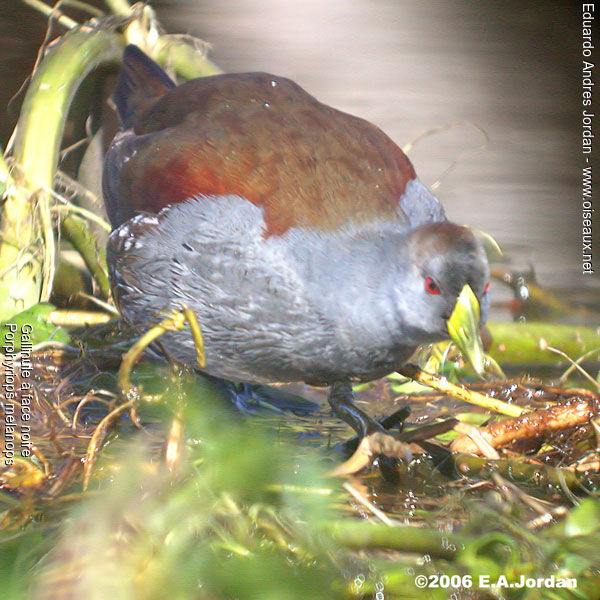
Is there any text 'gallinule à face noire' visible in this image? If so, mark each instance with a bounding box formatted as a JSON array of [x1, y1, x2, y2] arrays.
[[103, 45, 490, 457]]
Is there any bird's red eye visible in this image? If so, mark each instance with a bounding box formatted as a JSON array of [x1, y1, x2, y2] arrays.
[[425, 277, 440, 295], [484, 282, 490, 294]]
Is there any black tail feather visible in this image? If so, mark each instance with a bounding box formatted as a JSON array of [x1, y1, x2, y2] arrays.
[[112, 45, 176, 128]]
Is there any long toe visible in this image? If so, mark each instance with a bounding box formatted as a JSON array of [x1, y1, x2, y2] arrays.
[[329, 432, 412, 477]]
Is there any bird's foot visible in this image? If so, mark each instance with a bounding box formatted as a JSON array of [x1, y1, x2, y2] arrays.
[[327, 381, 413, 479], [335, 406, 410, 455], [329, 431, 412, 477]]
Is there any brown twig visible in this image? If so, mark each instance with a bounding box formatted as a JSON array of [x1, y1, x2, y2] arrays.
[[450, 395, 599, 455], [82, 395, 137, 490]]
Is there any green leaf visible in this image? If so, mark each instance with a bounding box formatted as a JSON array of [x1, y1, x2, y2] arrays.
[[564, 499, 600, 537], [0, 303, 71, 350]]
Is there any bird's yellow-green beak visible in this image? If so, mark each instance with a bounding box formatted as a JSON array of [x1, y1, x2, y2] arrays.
[[446, 284, 486, 376]]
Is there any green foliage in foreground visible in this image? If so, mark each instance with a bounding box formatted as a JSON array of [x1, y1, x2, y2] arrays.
[[1, 371, 600, 599]]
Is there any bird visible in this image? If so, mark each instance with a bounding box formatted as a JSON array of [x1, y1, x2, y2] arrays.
[[103, 45, 490, 460]]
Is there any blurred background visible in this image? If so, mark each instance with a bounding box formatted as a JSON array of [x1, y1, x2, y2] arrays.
[[1, 1, 597, 313]]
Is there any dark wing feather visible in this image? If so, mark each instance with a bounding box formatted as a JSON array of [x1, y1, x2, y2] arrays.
[[104, 47, 421, 235]]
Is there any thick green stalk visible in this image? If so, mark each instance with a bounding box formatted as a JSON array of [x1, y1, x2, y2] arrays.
[[323, 520, 464, 557], [21, 0, 79, 28], [11, 27, 123, 232], [104, 0, 131, 16], [154, 36, 222, 78], [61, 215, 111, 299], [0, 28, 124, 319], [2, 0, 225, 318], [487, 322, 600, 367]]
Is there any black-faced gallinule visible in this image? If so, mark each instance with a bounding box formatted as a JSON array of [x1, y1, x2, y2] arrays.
[[103, 45, 490, 457]]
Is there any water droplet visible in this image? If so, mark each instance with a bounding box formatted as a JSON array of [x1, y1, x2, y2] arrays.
[[271, 80, 278, 87]]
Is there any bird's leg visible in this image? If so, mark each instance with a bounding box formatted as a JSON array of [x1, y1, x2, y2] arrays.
[[327, 381, 386, 438], [337, 406, 411, 455], [327, 382, 412, 477]]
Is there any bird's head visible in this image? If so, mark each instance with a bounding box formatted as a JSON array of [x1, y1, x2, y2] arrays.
[[393, 221, 490, 374]]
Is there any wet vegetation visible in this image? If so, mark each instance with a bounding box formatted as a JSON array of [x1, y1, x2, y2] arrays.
[[1, 1, 599, 598]]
